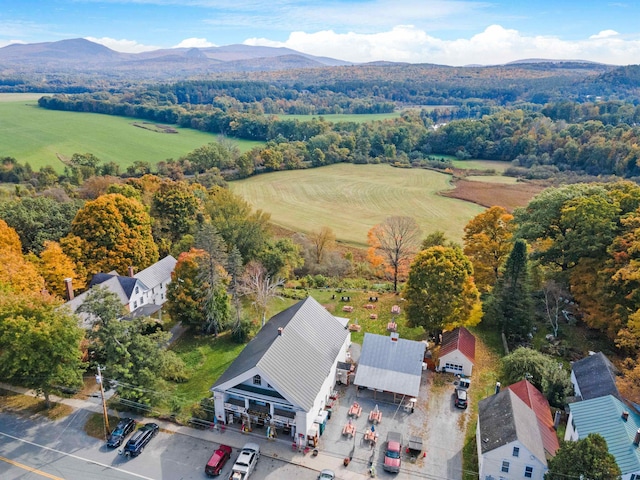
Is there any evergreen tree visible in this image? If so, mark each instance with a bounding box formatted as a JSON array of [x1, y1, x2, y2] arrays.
[[483, 239, 533, 343]]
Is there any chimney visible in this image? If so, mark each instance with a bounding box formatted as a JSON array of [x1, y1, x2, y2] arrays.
[[128, 266, 134, 277], [634, 428, 640, 446], [390, 332, 399, 343], [277, 327, 283, 336], [623, 411, 630, 422], [64, 278, 74, 300], [495, 382, 501, 394]]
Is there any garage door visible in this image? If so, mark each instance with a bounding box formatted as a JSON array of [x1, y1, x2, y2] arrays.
[[444, 362, 463, 373]]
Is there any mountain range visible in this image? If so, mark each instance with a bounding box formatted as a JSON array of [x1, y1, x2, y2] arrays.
[[0, 38, 352, 79]]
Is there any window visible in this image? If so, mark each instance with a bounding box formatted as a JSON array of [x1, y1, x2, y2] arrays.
[[445, 363, 463, 372], [501, 461, 509, 473], [135, 286, 139, 294], [630, 475, 639, 480], [512, 446, 520, 457], [133, 301, 138, 309], [253, 375, 261, 385], [524, 466, 533, 478]]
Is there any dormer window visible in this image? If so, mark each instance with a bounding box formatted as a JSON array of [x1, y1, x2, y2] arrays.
[[253, 375, 261, 385]]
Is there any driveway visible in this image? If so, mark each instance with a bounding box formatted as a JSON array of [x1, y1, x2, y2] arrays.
[[422, 373, 468, 479]]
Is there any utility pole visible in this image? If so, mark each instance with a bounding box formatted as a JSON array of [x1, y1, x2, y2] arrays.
[[96, 366, 110, 440]]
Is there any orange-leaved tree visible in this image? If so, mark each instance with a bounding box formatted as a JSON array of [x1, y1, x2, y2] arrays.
[[463, 206, 514, 293], [62, 193, 158, 280], [38, 240, 84, 299], [367, 216, 421, 292], [0, 219, 44, 294]]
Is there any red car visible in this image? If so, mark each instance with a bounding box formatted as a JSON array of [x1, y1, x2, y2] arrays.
[[205, 444, 233, 477], [383, 432, 402, 473]]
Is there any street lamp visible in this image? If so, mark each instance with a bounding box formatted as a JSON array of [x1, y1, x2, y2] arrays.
[[96, 366, 110, 440]]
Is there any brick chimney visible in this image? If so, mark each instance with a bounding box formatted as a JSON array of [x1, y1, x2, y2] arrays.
[[128, 266, 134, 277], [277, 327, 284, 336], [64, 278, 74, 300]]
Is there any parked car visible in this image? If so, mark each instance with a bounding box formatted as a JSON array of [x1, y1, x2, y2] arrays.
[[317, 470, 335, 480], [122, 423, 159, 457], [205, 444, 233, 476], [106, 417, 136, 448], [229, 442, 260, 480], [454, 388, 468, 409], [383, 431, 402, 473]]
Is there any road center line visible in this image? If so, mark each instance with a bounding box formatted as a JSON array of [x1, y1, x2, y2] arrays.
[[0, 431, 155, 480], [0, 455, 64, 480]]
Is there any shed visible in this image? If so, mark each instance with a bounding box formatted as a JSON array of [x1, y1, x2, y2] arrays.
[[353, 332, 425, 400], [438, 327, 476, 377]]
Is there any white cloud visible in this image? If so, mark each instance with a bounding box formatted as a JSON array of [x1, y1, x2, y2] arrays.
[[85, 36, 160, 53], [244, 24, 640, 65], [173, 37, 217, 48], [590, 30, 619, 39]]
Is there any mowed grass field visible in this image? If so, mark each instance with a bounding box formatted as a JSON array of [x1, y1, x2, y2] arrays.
[[276, 112, 402, 123], [230, 163, 486, 246], [0, 94, 263, 171]]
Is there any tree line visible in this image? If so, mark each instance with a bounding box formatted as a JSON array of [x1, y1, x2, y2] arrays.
[[35, 94, 640, 181]]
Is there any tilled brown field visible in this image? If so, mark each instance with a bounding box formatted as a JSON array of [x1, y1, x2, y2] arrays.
[[439, 178, 545, 212]]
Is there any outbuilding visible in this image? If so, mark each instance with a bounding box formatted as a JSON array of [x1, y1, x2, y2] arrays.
[[437, 327, 476, 377], [353, 332, 426, 403]]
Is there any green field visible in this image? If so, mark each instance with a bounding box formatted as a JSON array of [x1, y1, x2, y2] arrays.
[[0, 94, 263, 171], [230, 163, 485, 246], [276, 112, 401, 123]]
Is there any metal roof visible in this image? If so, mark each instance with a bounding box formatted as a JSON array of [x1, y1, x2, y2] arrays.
[[353, 333, 426, 398], [212, 297, 349, 411], [571, 352, 620, 400], [134, 255, 176, 289], [569, 395, 640, 475], [507, 379, 559, 456], [478, 389, 547, 464], [439, 327, 476, 363]]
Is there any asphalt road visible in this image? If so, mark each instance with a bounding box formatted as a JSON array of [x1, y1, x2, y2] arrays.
[[0, 412, 321, 480]]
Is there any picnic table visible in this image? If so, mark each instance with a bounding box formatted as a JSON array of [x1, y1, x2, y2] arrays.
[[348, 402, 362, 418], [369, 406, 382, 424], [364, 428, 379, 446], [342, 421, 356, 438], [369, 313, 378, 319], [391, 305, 401, 315], [387, 321, 397, 332], [342, 305, 354, 312]]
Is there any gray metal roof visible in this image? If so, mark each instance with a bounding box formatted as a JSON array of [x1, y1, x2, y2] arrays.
[[212, 297, 349, 411], [134, 255, 176, 289], [572, 352, 620, 400], [477, 389, 547, 464], [568, 395, 640, 475], [353, 333, 426, 398]]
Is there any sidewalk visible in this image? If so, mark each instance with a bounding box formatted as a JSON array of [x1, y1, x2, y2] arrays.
[[0, 382, 374, 479]]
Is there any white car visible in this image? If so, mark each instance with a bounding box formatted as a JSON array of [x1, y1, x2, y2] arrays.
[[230, 443, 260, 479]]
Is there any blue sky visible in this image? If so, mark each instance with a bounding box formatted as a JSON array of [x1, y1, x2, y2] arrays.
[[1, 0, 639, 65]]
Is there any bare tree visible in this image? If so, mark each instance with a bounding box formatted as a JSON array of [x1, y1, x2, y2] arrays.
[[542, 280, 565, 338], [308, 226, 336, 264], [238, 261, 284, 327], [367, 216, 422, 292]]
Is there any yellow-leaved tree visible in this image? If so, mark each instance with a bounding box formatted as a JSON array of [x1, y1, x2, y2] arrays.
[[0, 219, 44, 293], [38, 240, 84, 298]]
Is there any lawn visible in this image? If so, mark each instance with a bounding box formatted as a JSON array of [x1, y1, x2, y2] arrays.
[[0, 94, 263, 171], [230, 163, 485, 246]]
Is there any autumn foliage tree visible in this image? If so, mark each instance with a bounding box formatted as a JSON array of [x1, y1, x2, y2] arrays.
[[0, 219, 44, 294], [367, 216, 422, 292], [463, 206, 514, 293], [308, 226, 336, 264], [37, 240, 84, 298], [62, 193, 158, 279], [404, 246, 479, 334]]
